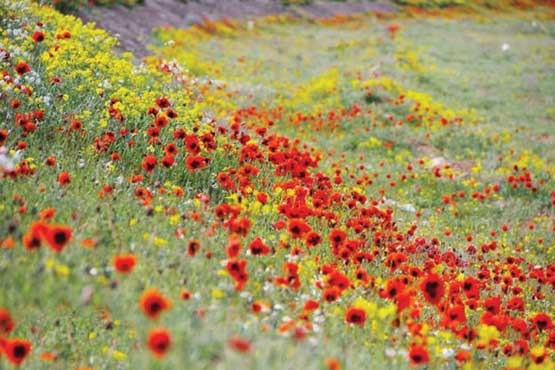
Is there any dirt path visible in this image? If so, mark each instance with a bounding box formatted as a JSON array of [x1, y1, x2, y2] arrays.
[[78, 0, 396, 58]]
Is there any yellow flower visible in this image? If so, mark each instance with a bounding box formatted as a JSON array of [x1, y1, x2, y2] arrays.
[[112, 350, 126, 361], [211, 288, 225, 299]]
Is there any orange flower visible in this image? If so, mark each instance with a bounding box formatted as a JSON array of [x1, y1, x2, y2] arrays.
[[139, 289, 171, 320], [38, 207, 56, 220], [22, 221, 46, 251], [40, 352, 57, 361], [22, 232, 41, 251], [1, 237, 14, 249], [58, 171, 71, 186], [180, 289, 192, 300], [4, 338, 31, 366], [80, 238, 97, 248], [147, 328, 172, 358], [113, 254, 137, 273], [43, 224, 72, 252], [325, 358, 341, 370]]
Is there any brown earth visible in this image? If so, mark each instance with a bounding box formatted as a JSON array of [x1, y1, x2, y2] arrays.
[[77, 0, 397, 58]]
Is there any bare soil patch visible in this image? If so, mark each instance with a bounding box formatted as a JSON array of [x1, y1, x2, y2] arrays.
[[77, 0, 396, 58]]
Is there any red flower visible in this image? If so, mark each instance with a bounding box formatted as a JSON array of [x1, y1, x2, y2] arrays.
[[58, 171, 71, 186], [303, 300, 319, 311], [329, 228, 346, 246], [323, 287, 340, 303], [147, 328, 172, 358], [15, 62, 30, 75], [228, 336, 251, 353], [226, 259, 249, 291], [161, 154, 175, 168], [408, 345, 429, 366], [43, 224, 72, 252], [0, 308, 14, 335], [4, 338, 31, 366], [531, 313, 553, 331], [22, 221, 46, 251], [226, 237, 241, 258], [154, 114, 168, 129], [140, 289, 171, 320], [184, 135, 201, 154], [142, 155, 157, 173], [345, 307, 366, 326], [113, 254, 137, 273], [155, 97, 171, 109], [32, 31, 45, 42], [419, 273, 445, 305], [180, 289, 192, 300], [288, 219, 311, 239], [248, 237, 270, 255], [0, 129, 8, 145], [305, 231, 322, 248], [185, 155, 209, 171], [187, 240, 201, 256]]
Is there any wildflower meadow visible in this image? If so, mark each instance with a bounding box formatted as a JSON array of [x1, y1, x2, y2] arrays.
[[0, 0, 554, 369]]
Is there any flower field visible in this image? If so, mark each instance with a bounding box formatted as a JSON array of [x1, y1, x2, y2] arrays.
[[1, 0, 555, 368]]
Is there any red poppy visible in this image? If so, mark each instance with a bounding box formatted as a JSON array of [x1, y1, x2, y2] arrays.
[[154, 114, 168, 129], [147, 328, 171, 358], [323, 287, 340, 303], [184, 135, 201, 154], [58, 171, 71, 186], [462, 276, 480, 299], [531, 313, 553, 331], [155, 97, 171, 109], [43, 224, 72, 252], [226, 237, 241, 258], [419, 273, 445, 305], [70, 120, 82, 131], [185, 155, 209, 171], [180, 289, 192, 300], [32, 31, 45, 42], [113, 254, 137, 273], [408, 345, 429, 366], [325, 358, 341, 370], [38, 208, 55, 220], [345, 307, 366, 326], [248, 237, 270, 255], [329, 228, 346, 246], [4, 338, 31, 366], [228, 336, 251, 353], [303, 300, 319, 311], [142, 155, 157, 173], [187, 240, 201, 256], [15, 62, 30, 75], [0, 308, 14, 334], [139, 289, 171, 320], [22, 222, 45, 251], [305, 231, 322, 248], [226, 259, 249, 291], [288, 219, 311, 239], [0, 129, 8, 145]]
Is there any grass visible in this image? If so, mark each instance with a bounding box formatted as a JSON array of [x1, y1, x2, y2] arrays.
[[0, 1, 554, 369]]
